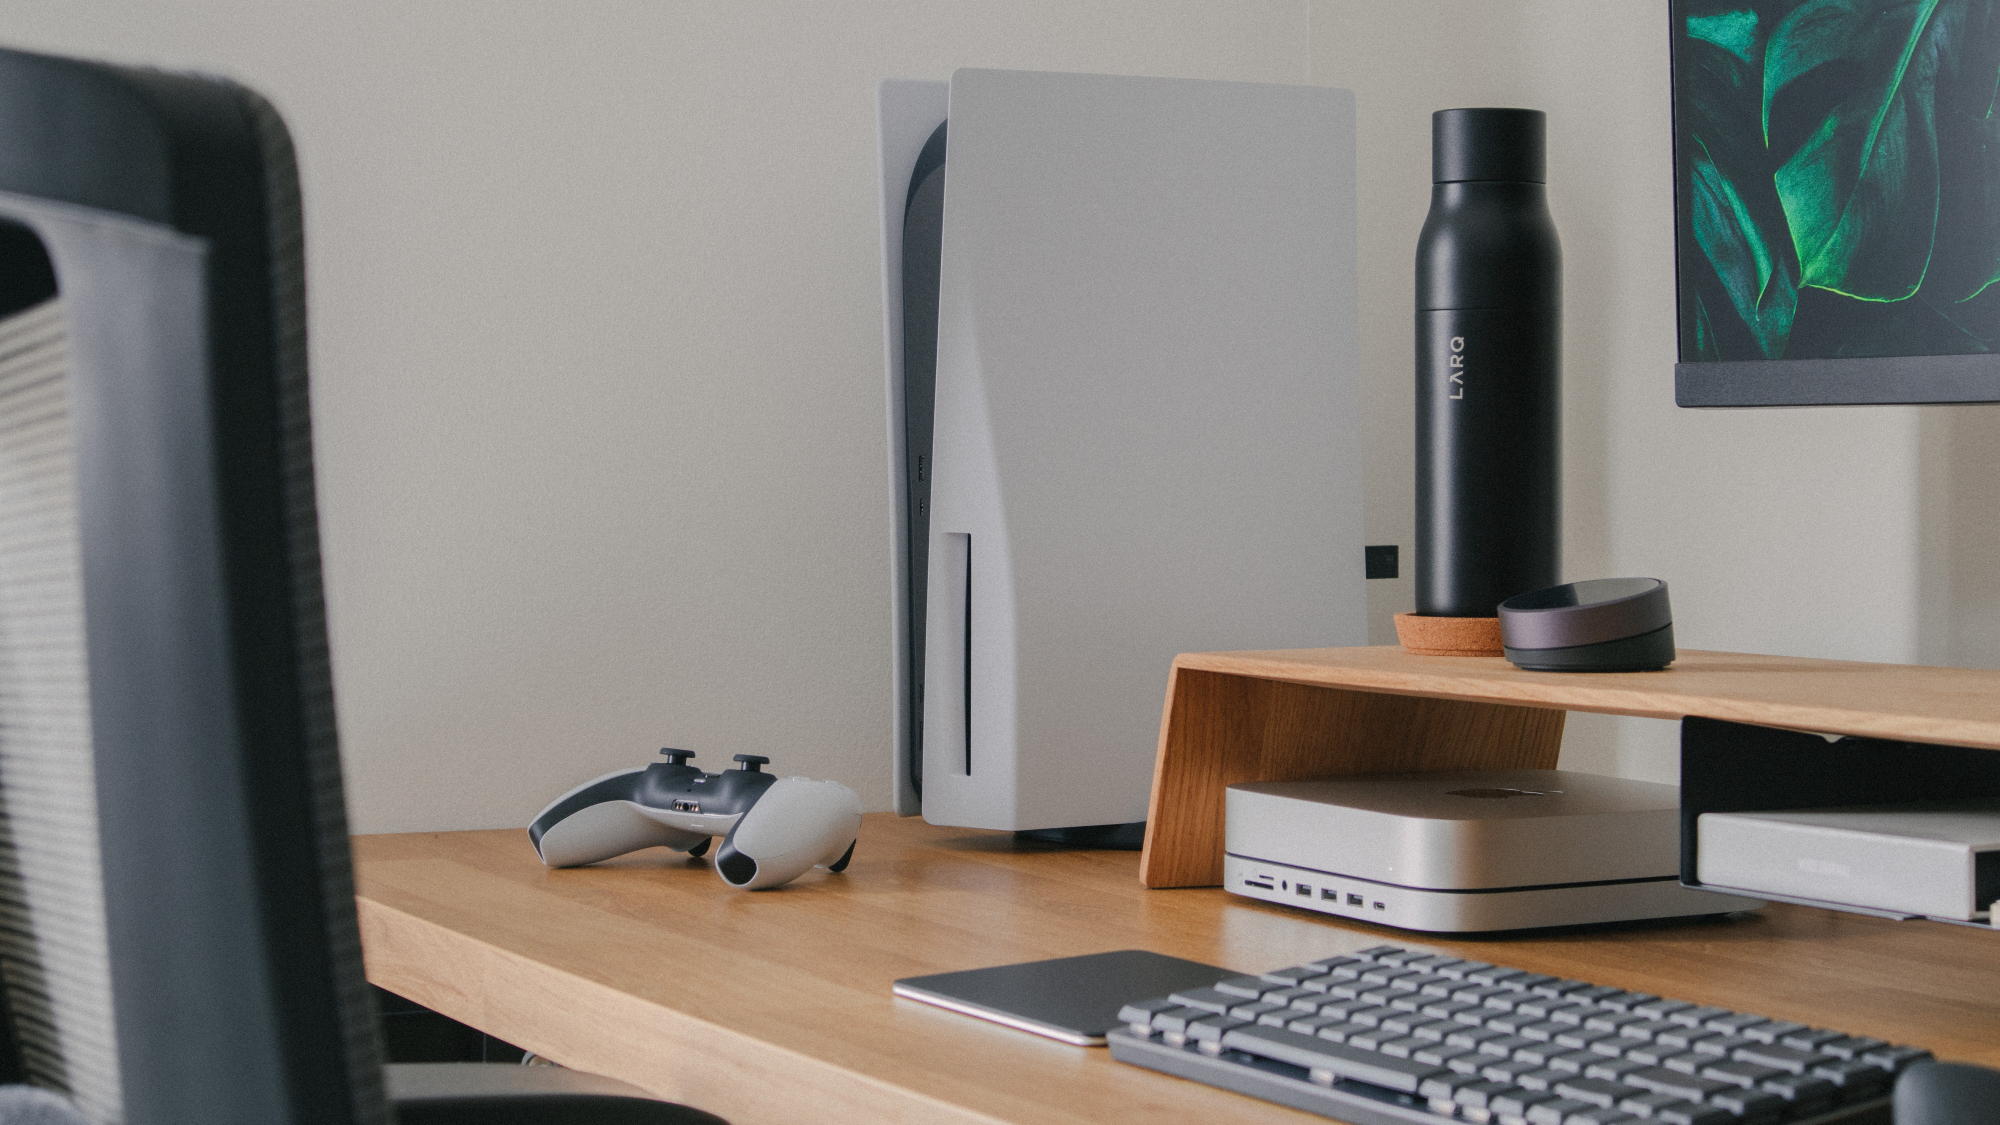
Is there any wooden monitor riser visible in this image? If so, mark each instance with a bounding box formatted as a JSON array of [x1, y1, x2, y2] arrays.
[[1139, 647, 2000, 889]]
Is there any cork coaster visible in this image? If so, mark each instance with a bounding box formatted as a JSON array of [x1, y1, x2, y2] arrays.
[[1393, 612, 1504, 657]]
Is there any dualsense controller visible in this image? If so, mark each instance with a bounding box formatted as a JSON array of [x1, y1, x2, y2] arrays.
[[528, 750, 862, 890]]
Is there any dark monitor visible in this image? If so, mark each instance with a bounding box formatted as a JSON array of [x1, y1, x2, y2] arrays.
[[1671, 0, 2000, 405], [0, 48, 385, 1124]]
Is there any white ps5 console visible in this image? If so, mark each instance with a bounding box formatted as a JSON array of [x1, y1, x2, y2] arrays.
[[876, 69, 1366, 834], [1226, 770, 1763, 933]]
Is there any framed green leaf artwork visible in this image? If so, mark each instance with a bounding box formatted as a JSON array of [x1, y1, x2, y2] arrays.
[[1672, 0, 2000, 404]]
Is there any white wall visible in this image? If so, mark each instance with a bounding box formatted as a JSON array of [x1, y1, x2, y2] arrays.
[[0, 1, 1311, 832], [3, 1, 1988, 829]]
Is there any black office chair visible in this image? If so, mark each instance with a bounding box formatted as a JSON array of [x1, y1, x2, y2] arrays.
[[0, 46, 723, 1125]]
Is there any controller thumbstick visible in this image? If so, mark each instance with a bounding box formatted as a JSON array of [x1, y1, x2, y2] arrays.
[[659, 748, 697, 766], [732, 754, 770, 773]]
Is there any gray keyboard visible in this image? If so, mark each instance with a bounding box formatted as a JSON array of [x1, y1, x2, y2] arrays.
[[1109, 944, 1914, 1125]]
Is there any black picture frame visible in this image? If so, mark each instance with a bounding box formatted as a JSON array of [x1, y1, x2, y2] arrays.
[[1670, 0, 2000, 406]]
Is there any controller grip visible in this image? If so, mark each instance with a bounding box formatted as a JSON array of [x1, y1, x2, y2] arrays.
[[535, 802, 708, 867], [529, 767, 707, 867], [714, 778, 862, 890]]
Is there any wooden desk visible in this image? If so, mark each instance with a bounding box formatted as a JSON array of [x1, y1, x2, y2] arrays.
[[356, 813, 2000, 1125]]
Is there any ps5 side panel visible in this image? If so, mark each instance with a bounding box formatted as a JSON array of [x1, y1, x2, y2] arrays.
[[876, 79, 947, 817], [925, 69, 1365, 832]]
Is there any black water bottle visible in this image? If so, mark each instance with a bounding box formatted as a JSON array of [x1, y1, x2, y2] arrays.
[[1415, 108, 1561, 618]]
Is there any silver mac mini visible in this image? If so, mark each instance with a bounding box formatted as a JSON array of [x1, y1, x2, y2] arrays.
[[1224, 769, 1761, 933]]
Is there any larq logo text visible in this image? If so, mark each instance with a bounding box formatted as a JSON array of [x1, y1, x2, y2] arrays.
[[1448, 335, 1465, 400]]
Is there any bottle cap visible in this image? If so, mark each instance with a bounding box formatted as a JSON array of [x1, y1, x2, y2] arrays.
[[1433, 108, 1545, 184]]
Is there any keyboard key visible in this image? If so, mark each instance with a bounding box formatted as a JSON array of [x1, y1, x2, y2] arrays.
[[1347, 1005, 1396, 1027], [1586, 1059, 1650, 1082], [1517, 1068, 1571, 1092], [1359, 986, 1402, 1008], [1354, 944, 1406, 960], [1759, 1074, 1836, 1106], [1415, 1043, 1482, 1069], [1617, 1091, 1691, 1118], [1361, 965, 1421, 987], [1185, 1015, 1250, 1044], [1486, 1012, 1536, 1035], [1700, 1060, 1784, 1089], [1861, 1044, 1934, 1072], [1221, 1025, 1443, 1093], [1544, 1004, 1595, 1026], [1598, 992, 1660, 1013], [1425, 999, 1487, 1023], [1405, 955, 1466, 973], [1468, 966, 1531, 986], [1511, 973, 1561, 992], [1534, 979, 1598, 999], [1633, 999, 1696, 1020], [1651, 1102, 1734, 1125], [1376, 948, 1432, 967], [1485, 1058, 1546, 1083], [1620, 1043, 1678, 1067], [1659, 1053, 1709, 1075], [1702, 1012, 1769, 1036], [1438, 960, 1495, 980], [1479, 1034, 1539, 1058], [1513, 1042, 1576, 1068], [1150, 1006, 1210, 1036], [1285, 1013, 1343, 1034], [1626, 1067, 1733, 1102], [1167, 987, 1237, 1014], [1344, 1028, 1388, 1052], [1397, 971, 1451, 993], [1215, 975, 1284, 998], [1619, 1020, 1678, 1042], [1587, 1011, 1653, 1033], [1730, 1043, 1829, 1074], [1519, 1020, 1570, 1043], [1788, 1030, 1859, 1053], [1736, 1021, 1806, 1045], [1259, 965, 1325, 986], [1555, 1077, 1645, 1109], [1494, 1088, 1561, 1118], [1117, 997, 1178, 1028], [1811, 1060, 1890, 1099], [1567, 985, 1625, 1005], [1383, 1012, 1448, 1037], [1703, 1087, 1786, 1120], [1456, 984, 1519, 1006], [1227, 1001, 1287, 1021], [1378, 1034, 1431, 1059], [1545, 1049, 1602, 1074], [1692, 1035, 1757, 1058], [1421, 1071, 1489, 1106], [1564, 1108, 1641, 1125], [1654, 1026, 1720, 1050], [1668, 1006, 1731, 1028], [1528, 1099, 1595, 1125], [1308, 955, 1367, 976], [1556, 1027, 1622, 1051], [1450, 1026, 1515, 1050], [1455, 1079, 1517, 1110]]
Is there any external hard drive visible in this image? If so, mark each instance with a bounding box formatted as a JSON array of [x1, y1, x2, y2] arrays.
[[1225, 769, 1760, 933], [1697, 800, 2000, 923]]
